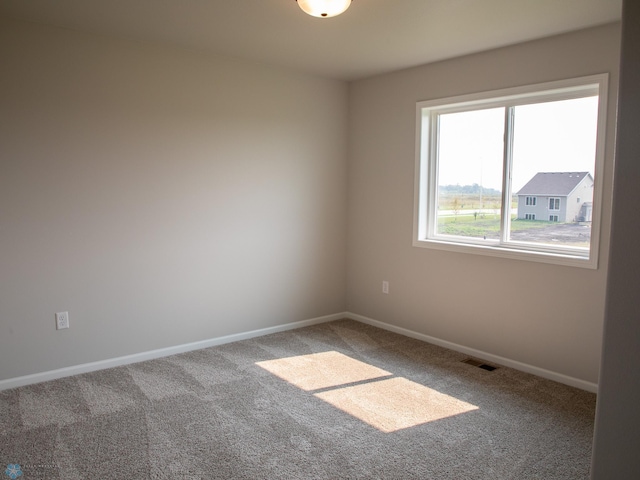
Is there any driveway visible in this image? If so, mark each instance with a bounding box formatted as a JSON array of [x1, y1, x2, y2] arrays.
[[511, 222, 591, 245]]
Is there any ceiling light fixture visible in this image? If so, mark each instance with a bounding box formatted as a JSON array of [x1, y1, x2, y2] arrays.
[[296, 0, 352, 18]]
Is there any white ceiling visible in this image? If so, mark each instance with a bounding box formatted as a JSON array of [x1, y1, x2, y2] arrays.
[[0, 0, 622, 81]]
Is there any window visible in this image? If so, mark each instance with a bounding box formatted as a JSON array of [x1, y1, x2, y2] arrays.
[[414, 74, 608, 268]]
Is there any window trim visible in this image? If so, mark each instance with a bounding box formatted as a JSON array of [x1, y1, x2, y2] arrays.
[[525, 196, 537, 206], [548, 197, 561, 211], [413, 74, 608, 269]]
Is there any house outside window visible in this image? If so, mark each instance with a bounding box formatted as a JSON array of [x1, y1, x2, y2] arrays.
[[516, 172, 594, 223], [413, 74, 607, 269], [549, 215, 559, 222]]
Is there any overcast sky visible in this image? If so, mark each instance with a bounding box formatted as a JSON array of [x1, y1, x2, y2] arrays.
[[437, 96, 599, 192]]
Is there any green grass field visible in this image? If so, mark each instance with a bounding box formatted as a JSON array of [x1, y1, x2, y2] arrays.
[[437, 214, 558, 237], [438, 194, 516, 211]]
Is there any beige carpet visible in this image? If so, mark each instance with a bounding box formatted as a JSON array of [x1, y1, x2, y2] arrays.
[[0, 319, 596, 479]]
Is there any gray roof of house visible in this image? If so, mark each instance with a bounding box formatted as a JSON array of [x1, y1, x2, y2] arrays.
[[516, 172, 593, 196]]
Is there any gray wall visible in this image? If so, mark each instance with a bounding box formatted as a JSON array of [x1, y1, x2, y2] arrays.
[[517, 196, 568, 222], [347, 24, 620, 385], [0, 18, 348, 381], [566, 179, 594, 223], [0, 16, 624, 393], [592, 0, 640, 477]]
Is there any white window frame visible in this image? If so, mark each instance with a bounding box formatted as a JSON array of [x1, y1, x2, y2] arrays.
[[549, 215, 559, 222], [525, 213, 536, 220], [413, 74, 608, 269], [525, 196, 536, 206], [548, 198, 561, 211]]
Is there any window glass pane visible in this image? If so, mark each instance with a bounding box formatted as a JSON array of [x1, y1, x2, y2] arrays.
[[511, 97, 598, 249], [435, 107, 504, 241]]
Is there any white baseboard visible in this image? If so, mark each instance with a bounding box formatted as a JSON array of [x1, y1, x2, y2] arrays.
[[0, 312, 347, 391], [0, 311, 598, 394], [345, 312, 599, 393]]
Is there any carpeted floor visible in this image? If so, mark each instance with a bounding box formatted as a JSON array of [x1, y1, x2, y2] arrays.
[[0, 319, 596, 479]]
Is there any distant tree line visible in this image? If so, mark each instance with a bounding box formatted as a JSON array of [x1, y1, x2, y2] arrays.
[[438, 183, 501, 196]]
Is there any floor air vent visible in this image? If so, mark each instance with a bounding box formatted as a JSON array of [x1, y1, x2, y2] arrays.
[[462, 358, 497, 371]]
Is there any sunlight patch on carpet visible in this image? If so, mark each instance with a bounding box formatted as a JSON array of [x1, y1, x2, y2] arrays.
[[256, 351, 391, 391], [315, 377, 479, 433], [257, 351, 479, 432]]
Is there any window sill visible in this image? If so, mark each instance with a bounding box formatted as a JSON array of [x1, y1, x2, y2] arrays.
[[413, 237, 597, 269]]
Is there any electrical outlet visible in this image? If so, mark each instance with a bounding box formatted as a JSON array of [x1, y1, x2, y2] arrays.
[[382, 281, 389, 294], [55, 311, 70, 330]]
